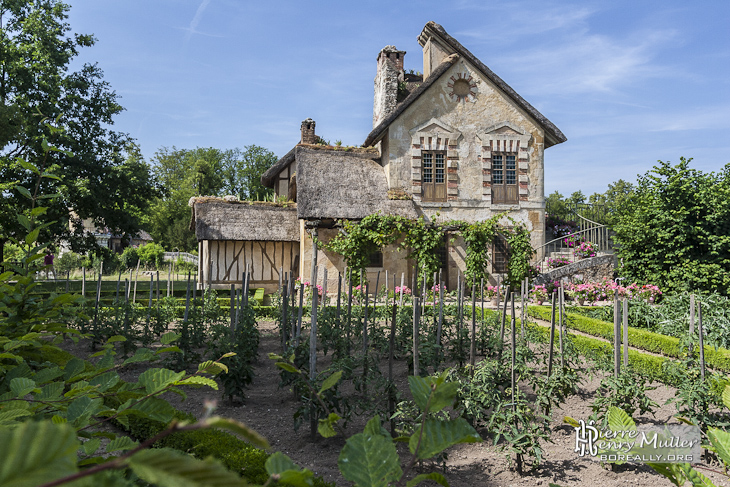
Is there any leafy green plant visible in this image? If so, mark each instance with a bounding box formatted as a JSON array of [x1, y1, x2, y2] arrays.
[[590, 368, 658, 427]]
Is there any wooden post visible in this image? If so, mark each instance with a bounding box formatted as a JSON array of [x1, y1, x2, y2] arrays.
[[156, 270, 160, 303], [191, 274, 197, 329], [347, 268, 353, 354], [438, 279, 444, 367], [282, 273, 289, 350], [123, 279, 130, 355], [310, 228, 318, 287], [480, 277, 484, 321], [363, 283, 369, 353], [278, 266, 283, 292], [399, 272, 405, 306], [559, 284, 564, 369], [133, 259, 140, 303], [374, 270, 380, 310], [698, 300, 706, 380], [115, 272, 121, 302], [322, 267, 328, 307], [184, 271, 191, 322], [146, 274, 153, 337], [167, 262, 172, 297], [296, 285, 304, 347], [309, 290, 318, 440], [622, 298, 629, 368], [521, 277, 526, 339], [511, 292, 517, 415], [499, 286, 511, 349], [82, 267, 86, 299], [689, 294, 695, 353], [389, 301, 397, 436], [547, 291, 557, 378], [92, 270, 103, 349], [413, 297, 420, 376], [470, 283, 476, 367], [336, 272, 342, 325], [613, 295, 621, 378], [229, 284, 236, 335]]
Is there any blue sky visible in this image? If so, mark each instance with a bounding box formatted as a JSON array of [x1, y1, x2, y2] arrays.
[[66, 0, 730, 196]]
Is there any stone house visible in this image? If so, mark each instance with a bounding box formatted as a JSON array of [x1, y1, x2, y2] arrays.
[[191, 21, 566, 292]]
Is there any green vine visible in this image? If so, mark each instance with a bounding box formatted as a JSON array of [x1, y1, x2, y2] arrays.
[[317, 212, 535, 288]]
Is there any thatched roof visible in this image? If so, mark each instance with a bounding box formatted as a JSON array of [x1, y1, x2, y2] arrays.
[[364, 22, 567, 148], [295, 146, 418, 220], [261, 147, 295, 188], [193, 200, 299, 241]]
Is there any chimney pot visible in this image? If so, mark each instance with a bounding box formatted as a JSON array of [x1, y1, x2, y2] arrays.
[[301, 118, 316, 144]]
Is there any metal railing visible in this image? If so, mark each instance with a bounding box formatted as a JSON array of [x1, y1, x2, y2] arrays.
[[163, 252, 198, 265]]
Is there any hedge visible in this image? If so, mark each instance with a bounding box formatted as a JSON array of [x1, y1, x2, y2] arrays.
[[527, 305, 730, 373]]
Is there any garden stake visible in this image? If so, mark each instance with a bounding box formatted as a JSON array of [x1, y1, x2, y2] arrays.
[[296, 285, 304, 347], [698, 301, 706, 380], [65, 271, 69, 293], [559, 284, 564, 369], [547, 291, 557, 378], [191, 274, 197, 329], [243, 268, 249, 306], [114, 273, 121, 329], [422, 267, 427, 301], [623, 298, 629, 368], [499, 285, 511, 357], [470, 283, 476, 368], [347, 268, 353, 354], [385, 270, 389, 297], [82, 267, 86, 298], [322, 267, 328, 307], [229, 284, 236, 335], [480, 277, 484, 320], [389, 301, 397, 436], [374, 270, 380, 310], [336, 272, 342, 325], [282, 273, 289, 350], [133, 259, 140, 303], [520, 278, 526, 339], [309, 290, 318, 441], [146, 274, 153, 339], [437, 280, 444, 367], [167, 262, 172, 297], [363, 282, 369, 394], [613, 295, 621, 378], [457, 277, 463, 367], [689, 294, 695, 353], [92, 269, 103, 350], [156, 270, 160, 303], [433, 271, 438, 326], [115, 272, 121, 302], [278, 266, 283, 292], [123, 279, 130, 356], [183, 272, 191, 322], [399, 272, 404, 306], [511, 292, 517, 416], [413, 296, 420, 376], [311, 229, 318, 286]]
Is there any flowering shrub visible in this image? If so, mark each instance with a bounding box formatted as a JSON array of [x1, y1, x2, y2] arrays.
[[395, 285, 412, 296], [547, 257, 571, 269], [294, 277, 323, 298], [546, 213, 579, 238], [531, 284, 548, 303], [484, 285, 499, 298], [563, 235, 586, 248], [573, 241, 597, 259], [565, 279, 662, 305]]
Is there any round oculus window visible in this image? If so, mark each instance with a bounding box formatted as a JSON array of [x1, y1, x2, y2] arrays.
[[447, 73, 477, 101]]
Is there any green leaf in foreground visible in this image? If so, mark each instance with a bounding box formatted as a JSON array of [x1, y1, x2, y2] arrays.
[[318, 413, 341, 438], [338, 432, 402, 487], [410, 418, 481, 459], [0, 420, 79, 487], [129, 447, 247, 487], [265, 452, 314, 487], [406, 472, 449, 487], [319, 370, 342, 394]]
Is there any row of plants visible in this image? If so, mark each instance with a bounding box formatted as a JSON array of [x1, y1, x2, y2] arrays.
[[530, 279, 662, 305]]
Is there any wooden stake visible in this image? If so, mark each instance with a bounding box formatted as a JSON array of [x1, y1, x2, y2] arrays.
[[548, 291, 557, 378], [622, 298, 629, 367], [184, 271, 191, 322], [309, 290, 318, 440], [470, 283, 476, 367], [413, 297, 420, 376], [698, 300, 706, 380], [613, 295, 621, 378], [399, 272, 405, 306], [437, 279, 444, 367], [296, 285, 304, 347], [511, 292, 517, 414], [82, 267, 86, 298], [167, 262, 172, 297], [322, 267, 328, 307], [389, 301, 397, 436], [133, 259, 140, 303]]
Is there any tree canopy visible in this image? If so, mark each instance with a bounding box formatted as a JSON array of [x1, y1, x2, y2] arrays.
[[612, 158, 730, 295], [148, 145, 277, 251], [0, 0, 158, 257]]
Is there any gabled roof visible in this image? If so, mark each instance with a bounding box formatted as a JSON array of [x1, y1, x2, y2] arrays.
[[364, 22, 567, 148], [261, 146, 295, 188], [295, 146, 417, 220]]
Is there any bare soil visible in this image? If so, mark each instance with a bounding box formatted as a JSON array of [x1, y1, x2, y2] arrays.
[[65, 318, 727, 487]]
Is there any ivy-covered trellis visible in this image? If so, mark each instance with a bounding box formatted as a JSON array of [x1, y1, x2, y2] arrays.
[[314, 212, 534, 288]]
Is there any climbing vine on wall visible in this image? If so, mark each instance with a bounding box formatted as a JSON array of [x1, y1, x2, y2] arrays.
[[317, 212, 535, 288]]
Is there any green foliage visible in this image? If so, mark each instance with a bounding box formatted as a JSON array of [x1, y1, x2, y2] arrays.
[[612, 158, 730, 295], [137, 242, 166, 269], [320, 212, 534, 286], [54, 251, 84, 275], [590, 369, 658, 427], [337, 372, 480, 487]]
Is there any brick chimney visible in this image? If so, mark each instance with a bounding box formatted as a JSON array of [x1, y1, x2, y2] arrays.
[[301, 118, 316, 144], [373, 46, 406, 128]]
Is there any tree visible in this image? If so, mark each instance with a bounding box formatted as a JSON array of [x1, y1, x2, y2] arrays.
[[612, 158, 730, 295], [221, 145, 277, 201], [148, 145, 277, 251], [0, 0, 158, 260]]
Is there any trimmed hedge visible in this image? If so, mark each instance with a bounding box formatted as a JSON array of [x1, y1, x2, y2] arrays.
[[527, 305, 730, 373]]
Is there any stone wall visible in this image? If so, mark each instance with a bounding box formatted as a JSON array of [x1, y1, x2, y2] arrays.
[[534, 254, 615, 285]]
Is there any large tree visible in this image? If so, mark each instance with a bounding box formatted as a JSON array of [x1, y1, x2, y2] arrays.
[[0, 0, 158, 260], [147, 145, 276, 251], [612, 158, 730, 294]]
